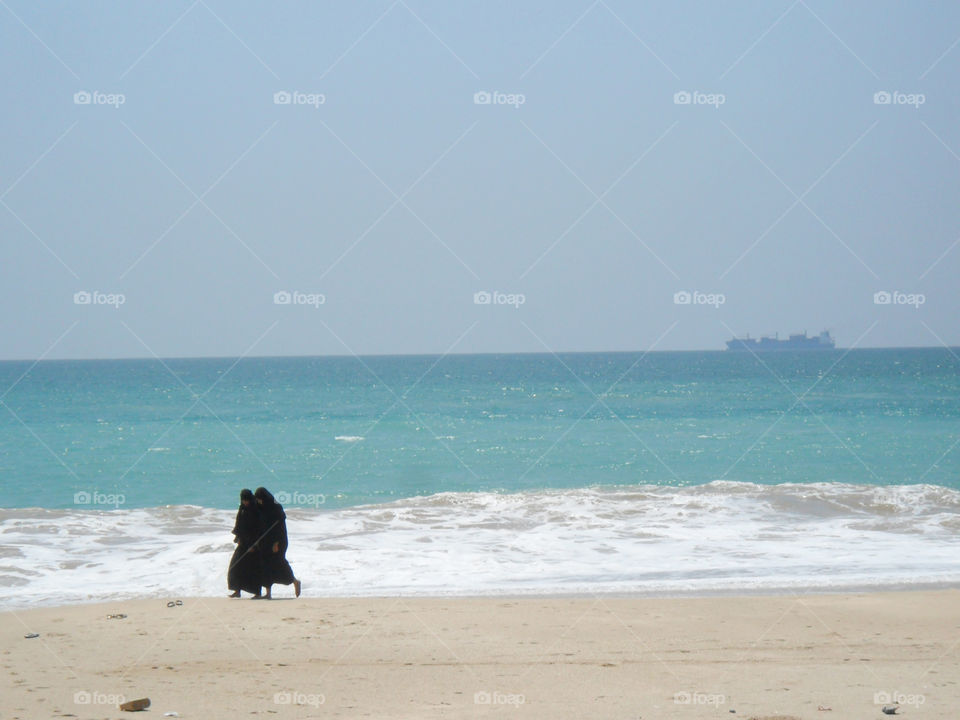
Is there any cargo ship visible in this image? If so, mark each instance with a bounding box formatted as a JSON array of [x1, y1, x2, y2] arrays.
[[726, 330, 835, 351]]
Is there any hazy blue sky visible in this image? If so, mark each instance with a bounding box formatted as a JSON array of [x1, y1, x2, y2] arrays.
[[2, 1, 958, 359]]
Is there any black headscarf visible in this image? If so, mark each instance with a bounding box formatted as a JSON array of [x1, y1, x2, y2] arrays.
[[254, 486, 276, 507], [240, 488, 254, 504], [255, 487, 286, 520]]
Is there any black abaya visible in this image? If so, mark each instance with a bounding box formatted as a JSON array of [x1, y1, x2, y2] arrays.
[[228, 496, 264, 594]]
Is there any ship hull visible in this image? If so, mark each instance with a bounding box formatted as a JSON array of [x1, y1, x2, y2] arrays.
[[726, 332, 835, 351]]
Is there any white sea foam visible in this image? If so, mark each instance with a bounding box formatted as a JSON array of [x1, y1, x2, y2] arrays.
[[334, 435, 364, 442], [1, 482, 959, 609]]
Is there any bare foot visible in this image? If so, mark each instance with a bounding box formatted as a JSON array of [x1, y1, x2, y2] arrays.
[[229, 591, 241, 598], [294, 579, 301, 598]]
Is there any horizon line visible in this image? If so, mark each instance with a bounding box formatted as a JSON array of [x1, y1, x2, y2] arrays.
[[0, 344, 956, 363]]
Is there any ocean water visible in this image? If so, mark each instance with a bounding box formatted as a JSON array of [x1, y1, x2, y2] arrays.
[[1, 349, 958, 606]]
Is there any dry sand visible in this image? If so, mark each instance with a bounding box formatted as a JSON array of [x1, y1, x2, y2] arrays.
[[2, 590, 958, 719]]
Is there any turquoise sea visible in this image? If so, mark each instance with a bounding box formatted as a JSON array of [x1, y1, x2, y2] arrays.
[[1, 348, 958, 508], [1, 348, 958, 606]]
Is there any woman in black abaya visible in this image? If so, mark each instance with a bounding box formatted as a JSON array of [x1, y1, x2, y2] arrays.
[[254, 487, 301, 599], [228, 488, 264, 598]]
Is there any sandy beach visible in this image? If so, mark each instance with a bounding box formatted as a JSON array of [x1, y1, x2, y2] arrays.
[[2, 590, 958, 719]]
